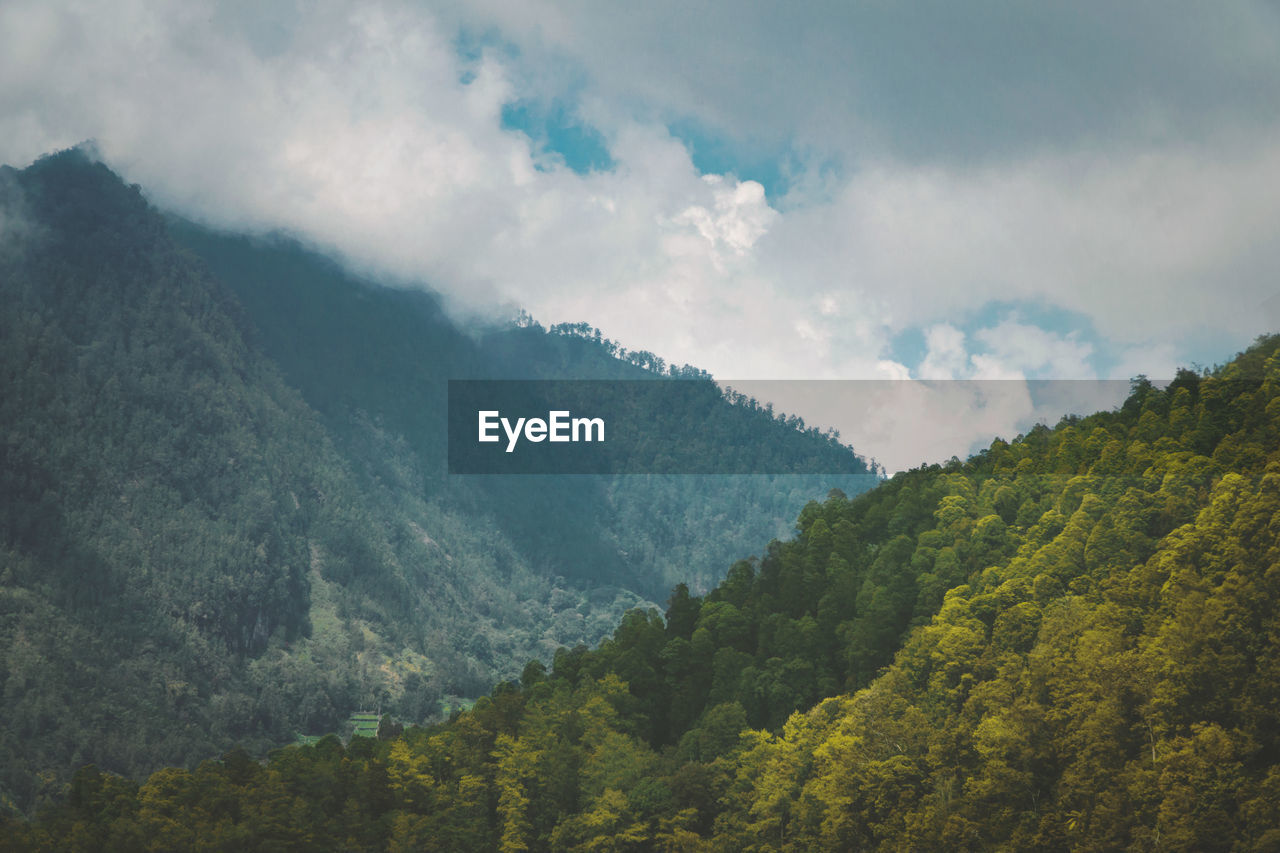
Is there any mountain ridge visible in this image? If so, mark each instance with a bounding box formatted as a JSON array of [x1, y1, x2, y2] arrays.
[[0, 148, 876, 814]]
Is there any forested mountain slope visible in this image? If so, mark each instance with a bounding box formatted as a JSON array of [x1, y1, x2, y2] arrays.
[[0, 149, 874, 815], [1, 148, 551, 812], [11, 336, 1279, 850], [169, 222, 875, 601]]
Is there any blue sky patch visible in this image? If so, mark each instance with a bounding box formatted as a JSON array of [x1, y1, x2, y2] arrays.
[[888, 326, 928, 369], [501, 100, 614, 175], [666, 118, 792, 201]]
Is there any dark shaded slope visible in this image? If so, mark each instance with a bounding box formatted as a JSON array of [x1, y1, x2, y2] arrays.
[[0, 152, 584, 813], [0, 150, 352, 809]]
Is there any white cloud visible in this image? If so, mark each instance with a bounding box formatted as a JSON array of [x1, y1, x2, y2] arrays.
[[919, 324, 969, 380], [913, 318, 1094, 381], [973, 319, 1093, 378], [764, 143, 1280, 359], [722, 379, 1051, 474], [673, 175, 775, 266], [3, 0, 1279, 468]]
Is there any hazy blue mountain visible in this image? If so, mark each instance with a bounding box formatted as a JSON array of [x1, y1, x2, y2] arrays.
[[170, 222, 877, 599]]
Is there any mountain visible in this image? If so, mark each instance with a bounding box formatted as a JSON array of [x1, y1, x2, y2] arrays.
[[167, 221, 877, 600], [11, 336, 1278, 850], [0, 149, 875, 814]]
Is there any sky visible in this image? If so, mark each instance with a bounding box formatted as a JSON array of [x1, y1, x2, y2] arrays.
[[3, 1, 1279, 470]]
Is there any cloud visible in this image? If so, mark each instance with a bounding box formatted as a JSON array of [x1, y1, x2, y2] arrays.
[[0, 0, 882, 379], [919, 325, 969, 380], [972, 318, 1094, 379], [759, 140, 1280, 365], [444, 0, 1280, 166], [674, 175, 775, 263], [721, 378, 1131, 475], [2, 0, 1279, 468]]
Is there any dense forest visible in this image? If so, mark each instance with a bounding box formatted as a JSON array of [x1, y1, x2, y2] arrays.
[[0, 149, 875, 815], [169, 221, 876, 597], [8, 317, 1280, 850]]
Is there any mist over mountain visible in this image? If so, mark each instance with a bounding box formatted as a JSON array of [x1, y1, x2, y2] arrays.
[[0, 149, 874, 813], [168, 219, 876, 597]]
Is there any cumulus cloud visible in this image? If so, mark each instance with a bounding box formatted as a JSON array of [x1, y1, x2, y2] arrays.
[[762, 143, 1280, 360], [731, 315, 1117, 471], [673, 175, 775, 263], [721, 378, 1127, 475], [919, 325, 969, 380], [972, 319, 1094, 379], [2, 0, 1279, 468]]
